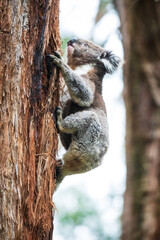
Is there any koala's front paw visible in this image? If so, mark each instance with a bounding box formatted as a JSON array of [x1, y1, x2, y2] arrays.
[[48, 54, 62, 68]]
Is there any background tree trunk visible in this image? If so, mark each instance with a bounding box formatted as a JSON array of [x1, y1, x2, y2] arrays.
[[114, 0, 160, 239], [0, 0, 60, 239]]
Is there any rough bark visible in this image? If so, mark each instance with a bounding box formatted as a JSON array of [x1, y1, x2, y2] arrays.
[[0, 0, 60, 239], [114, 0, 160, 239]]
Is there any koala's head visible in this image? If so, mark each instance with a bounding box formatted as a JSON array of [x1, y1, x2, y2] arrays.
[[67, 38, 122, 74]]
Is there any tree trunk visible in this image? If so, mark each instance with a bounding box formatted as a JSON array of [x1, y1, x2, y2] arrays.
[[0, 0, 60, 239], [115, 1, 160, 239]]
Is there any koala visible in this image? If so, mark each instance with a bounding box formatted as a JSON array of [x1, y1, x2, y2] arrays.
[[49, 38, 122, 185]]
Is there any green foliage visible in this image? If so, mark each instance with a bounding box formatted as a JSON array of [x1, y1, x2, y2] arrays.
[[61, 37, 71, 54], [54, 187, 120, 240]]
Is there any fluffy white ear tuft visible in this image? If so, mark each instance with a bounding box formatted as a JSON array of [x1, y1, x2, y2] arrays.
[[99, 51, 123, 74]]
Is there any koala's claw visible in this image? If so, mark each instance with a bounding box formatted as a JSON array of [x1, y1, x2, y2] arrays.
[[56, 159, 63, 167], [53, 51, 62, 59], [56, 159, 63, 180], [56, 106, 62, 116], [48, 54, 58, 60]]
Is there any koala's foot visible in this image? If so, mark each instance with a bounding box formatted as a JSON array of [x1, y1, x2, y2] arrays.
[[56, 159, 64, 184], [56, 106, 62, 118], [55, 106, 62, 119], [55, 106, 62, 133]]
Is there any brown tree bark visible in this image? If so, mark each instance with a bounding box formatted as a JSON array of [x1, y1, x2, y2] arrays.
[[0, 0, 60, 239], [114, 0, 160, 239]]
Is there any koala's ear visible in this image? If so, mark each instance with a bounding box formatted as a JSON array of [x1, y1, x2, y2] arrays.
[[100, 51, 123, 74]]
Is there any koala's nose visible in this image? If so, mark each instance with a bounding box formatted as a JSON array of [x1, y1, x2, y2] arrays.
[[67, 38, 77, 46]]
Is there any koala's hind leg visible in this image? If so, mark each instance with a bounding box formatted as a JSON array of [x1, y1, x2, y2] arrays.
[[56, 152, 84, 184], [62, 151, 86, 177], [60, 144, 101, 179]]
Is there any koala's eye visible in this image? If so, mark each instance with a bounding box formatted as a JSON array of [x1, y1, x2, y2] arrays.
[[83, 43, 88, 47]]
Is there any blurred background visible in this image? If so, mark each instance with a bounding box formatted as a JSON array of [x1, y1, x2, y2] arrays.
[[54, 1, 125, 239], [54, 0, 160, 239]]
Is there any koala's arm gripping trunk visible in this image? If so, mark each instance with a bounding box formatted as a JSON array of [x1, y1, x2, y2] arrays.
[[63, 70, 95, 107], [50, 55, 95, 107]]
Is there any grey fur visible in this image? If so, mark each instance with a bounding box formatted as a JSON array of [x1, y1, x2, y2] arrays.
[[49, 39, 122, 186]]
